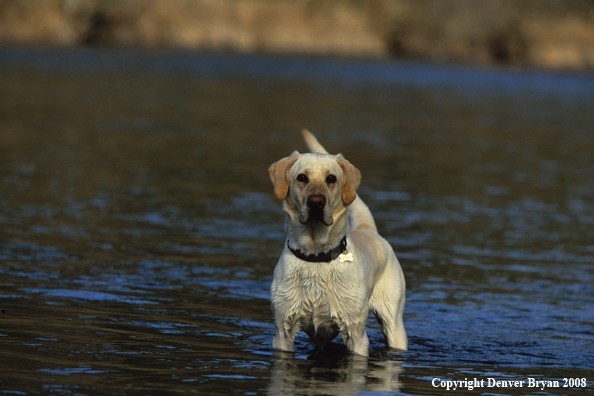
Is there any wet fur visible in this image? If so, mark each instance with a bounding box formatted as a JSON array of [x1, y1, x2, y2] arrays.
[[268, 130, 407, 356]]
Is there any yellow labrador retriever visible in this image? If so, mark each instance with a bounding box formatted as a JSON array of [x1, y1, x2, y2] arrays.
[[268, 130, 407, 356]]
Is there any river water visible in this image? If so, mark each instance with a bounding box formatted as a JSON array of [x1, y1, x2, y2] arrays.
[[1, 47, 593, 395]]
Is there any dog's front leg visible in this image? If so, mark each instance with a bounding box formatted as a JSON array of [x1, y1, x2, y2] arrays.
[[272, 310, 300, 352], [341, 324, 370, 357], [272, 331, 295, 352]]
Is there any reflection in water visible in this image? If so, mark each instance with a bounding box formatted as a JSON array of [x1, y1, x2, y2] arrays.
[[1, 47, 593, 395], [269, 351, 402, 395]]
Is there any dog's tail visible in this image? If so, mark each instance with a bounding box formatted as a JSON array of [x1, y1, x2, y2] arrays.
[[302, 129, 329, 154]]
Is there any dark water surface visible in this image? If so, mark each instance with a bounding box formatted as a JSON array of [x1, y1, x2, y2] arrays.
[[1, 48, 593, 395]]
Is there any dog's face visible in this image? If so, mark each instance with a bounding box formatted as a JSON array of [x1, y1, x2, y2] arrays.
[[269, 152, 360, 226]]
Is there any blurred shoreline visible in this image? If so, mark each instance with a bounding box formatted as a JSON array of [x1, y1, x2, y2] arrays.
[[1, 0, 594, 72]]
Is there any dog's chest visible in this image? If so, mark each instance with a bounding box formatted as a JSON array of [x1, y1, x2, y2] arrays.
[[282, 262, 364, 322]]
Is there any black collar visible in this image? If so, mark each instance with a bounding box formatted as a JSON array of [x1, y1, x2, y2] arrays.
[[287, 236, 347, 263]]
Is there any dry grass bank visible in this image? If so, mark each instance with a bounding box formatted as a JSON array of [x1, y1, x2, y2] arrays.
[[381, 0, 594, 71], [1, 0, 594, 71]]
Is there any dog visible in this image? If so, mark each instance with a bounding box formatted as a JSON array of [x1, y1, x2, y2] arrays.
[[268, 129, 407, 356]]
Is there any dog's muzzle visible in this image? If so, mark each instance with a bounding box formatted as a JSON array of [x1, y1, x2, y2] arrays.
[[308, 194, 325, 212], [305, 194, 332, 225]]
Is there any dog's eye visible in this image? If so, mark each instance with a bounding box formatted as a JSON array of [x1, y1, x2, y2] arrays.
[[326, 174, 337, 184], [297, 174, 309, 183]]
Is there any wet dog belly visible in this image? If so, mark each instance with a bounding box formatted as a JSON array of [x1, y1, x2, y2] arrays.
[[300, 316, 340, 347]]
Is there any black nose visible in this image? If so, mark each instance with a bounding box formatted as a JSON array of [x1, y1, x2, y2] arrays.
[[307, 194, 326, 210]]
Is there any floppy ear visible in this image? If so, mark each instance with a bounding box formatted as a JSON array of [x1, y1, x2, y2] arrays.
[[337, 154, 361, 205], [268, 151, 300, 200]]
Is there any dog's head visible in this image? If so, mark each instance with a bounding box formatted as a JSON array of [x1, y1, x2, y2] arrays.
[[269, 151, 360, 226]]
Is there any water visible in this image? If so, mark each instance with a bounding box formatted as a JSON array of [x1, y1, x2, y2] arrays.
[[1, 47, 593, 395]]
